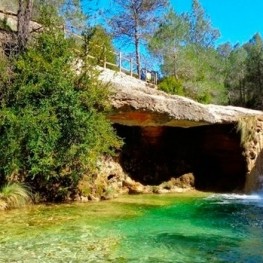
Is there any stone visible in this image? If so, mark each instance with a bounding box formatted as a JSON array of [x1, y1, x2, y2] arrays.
[[98, 68, 263, 127], [0, 9, 42, 33], [88, 194, 100, 202], [156, 188, 169, 194], [80, 196, 89, 202], [126, 182, 145, 194], [249, 151, 257, 159], [98, 68, 263, 193]]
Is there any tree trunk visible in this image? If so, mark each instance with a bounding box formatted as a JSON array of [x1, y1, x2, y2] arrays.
[[239, 79, 243, 105], [134, 21, 141, 77], [17, 0, 34, 53]]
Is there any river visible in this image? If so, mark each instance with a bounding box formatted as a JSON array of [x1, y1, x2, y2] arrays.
[[0, 192, 263, 262]]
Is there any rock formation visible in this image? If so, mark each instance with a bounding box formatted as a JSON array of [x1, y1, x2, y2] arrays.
[[0, 9, 41, 33], [0, 9, 42, 55], [99, 68, 263, 193], [99, 68, 262, 127]]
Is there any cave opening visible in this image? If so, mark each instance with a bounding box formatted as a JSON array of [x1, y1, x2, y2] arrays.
[[114, 123, 247, 192]]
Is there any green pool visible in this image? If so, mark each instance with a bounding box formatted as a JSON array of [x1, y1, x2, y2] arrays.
[[0, 192, 263, 262]]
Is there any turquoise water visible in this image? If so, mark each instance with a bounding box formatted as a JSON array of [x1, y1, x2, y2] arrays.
[[0, 193, 263, 262]]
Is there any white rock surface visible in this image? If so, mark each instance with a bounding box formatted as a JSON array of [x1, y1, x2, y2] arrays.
[[99, 68, 263, 127]]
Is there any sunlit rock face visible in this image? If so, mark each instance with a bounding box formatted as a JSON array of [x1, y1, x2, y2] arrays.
[[99, 68, 263, 192], [99, 68, 263, 127]]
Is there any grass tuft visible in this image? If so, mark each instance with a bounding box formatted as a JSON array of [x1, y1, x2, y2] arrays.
[[0, 183, 32, 210]]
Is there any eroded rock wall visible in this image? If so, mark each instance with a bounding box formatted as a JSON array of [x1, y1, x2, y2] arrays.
[[242, 117, 263, 192], [115, 124, 247, 192]]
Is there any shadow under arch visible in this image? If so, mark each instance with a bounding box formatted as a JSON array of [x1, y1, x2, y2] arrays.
[[114, 123, 247, 192]]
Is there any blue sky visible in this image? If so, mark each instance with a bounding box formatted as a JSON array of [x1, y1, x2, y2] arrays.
[[171, 0, 263, 45], [93, 0, 263, 46]]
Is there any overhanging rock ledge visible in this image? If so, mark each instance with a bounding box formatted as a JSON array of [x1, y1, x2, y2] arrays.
[[99, 68, 263, 127], [99, 68, 263, 192]]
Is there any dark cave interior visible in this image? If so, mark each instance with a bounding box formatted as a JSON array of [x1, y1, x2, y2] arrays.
[[114, 123, 247, 192]]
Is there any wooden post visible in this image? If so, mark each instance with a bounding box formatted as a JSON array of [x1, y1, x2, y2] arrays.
[[130, 58, 133, 76], [119, 52, 122, 72], [103, 45, 106, 68]]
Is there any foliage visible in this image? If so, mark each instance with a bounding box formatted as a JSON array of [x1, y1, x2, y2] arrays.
[[159, 45, 227, 104], [217, 42, 232, 58], [0, 9, 121, 201], [225, 33, 263, 109], [81, 26, 116, 67], [0, 183, 31, 210], [158, 76, 184, 95], [243, 33, 263, 108], [187, 0, 220, 48], [0, 52, 12, 100], [32, 0, 87, 33], [149, 0, 226, 104], [148, 9, 189, 60], [225, 45, 248, 106]]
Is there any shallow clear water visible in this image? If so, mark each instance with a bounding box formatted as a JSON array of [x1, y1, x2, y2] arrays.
[[1, 192, 263, 263]]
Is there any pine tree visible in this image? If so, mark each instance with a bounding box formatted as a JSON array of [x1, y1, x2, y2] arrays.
[[109, 0, 168, 76], [188, 0, 220, 48]]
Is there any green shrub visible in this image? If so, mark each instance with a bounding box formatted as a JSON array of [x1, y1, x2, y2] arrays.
[[158, 76, 184, 95], [0, 18, 121, 201]]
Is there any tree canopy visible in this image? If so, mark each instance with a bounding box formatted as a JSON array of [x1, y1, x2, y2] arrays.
[[225, 33, 263, 109], [149, 0, 226, 104]]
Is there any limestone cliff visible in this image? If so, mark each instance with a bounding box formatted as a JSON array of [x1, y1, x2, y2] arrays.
[[99, 68, 263, 127], [99, 68, 263, 193]]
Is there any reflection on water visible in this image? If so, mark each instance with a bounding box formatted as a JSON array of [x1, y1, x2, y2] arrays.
[[0, 193, 263, 262]]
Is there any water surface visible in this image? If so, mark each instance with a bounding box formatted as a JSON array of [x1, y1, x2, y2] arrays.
[[0, 192, 263, 262]]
